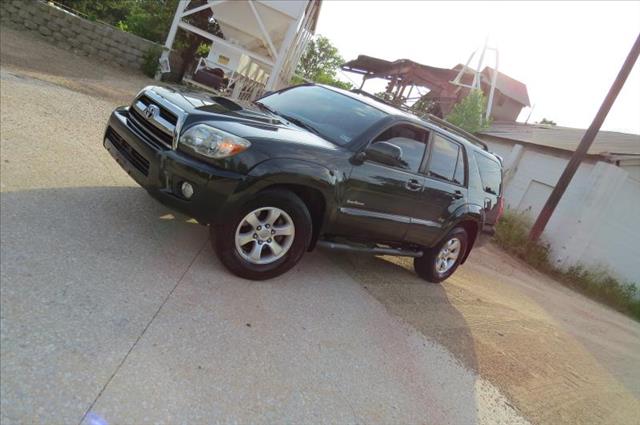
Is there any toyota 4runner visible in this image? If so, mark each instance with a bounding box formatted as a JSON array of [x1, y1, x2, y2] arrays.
[[103, 84, 504, 281]]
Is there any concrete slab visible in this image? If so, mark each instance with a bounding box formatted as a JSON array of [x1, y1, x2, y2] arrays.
[[81, 248, 526, 425], [1, 186, 207, 423]]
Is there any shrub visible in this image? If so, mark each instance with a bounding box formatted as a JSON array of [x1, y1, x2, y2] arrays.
[[141, 47, 162, 78], [495, 210, 639, 320], [494, 211, 551, 270], [446, 89, 492, 134]]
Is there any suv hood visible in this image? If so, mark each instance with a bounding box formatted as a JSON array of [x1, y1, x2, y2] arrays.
[[147, 85, 340, 151]]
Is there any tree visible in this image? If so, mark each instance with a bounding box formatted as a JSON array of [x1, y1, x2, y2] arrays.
[[538, 118, 557, 126], [445, 89, 491, 134], [293, 35, 352, 90]]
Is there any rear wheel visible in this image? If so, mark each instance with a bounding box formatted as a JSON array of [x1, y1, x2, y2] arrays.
[[414, 227, 468, 283], [212, 189, 312, 280]]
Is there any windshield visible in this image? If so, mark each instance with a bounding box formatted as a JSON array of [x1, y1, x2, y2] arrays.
[[257, 85, 388, 146]]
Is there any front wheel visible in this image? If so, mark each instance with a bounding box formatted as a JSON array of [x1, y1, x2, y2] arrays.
[[414, 227, 468, 283], [212, 189, 312, 280]]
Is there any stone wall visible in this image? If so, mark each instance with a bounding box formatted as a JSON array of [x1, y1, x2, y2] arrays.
[[0, 0, 162, 70]]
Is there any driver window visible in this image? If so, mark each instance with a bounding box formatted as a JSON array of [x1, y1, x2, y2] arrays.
[[372, 124, 429, 172]]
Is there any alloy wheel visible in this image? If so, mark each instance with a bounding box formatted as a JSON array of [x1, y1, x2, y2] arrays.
[[235, 207, 295, 265]]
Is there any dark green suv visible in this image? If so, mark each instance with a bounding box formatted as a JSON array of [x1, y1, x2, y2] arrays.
[[103, 84, 504, 282]]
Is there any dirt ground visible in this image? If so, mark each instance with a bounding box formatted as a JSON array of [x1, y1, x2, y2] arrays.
[[1, 26, 639, 424], [333, 247, 640, 425]]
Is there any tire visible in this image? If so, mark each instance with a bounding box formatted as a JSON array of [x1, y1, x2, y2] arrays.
[[212, 189, 312, 280], [414, 227, 468, 283]]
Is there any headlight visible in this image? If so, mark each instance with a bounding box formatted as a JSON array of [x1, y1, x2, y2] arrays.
[[179, 124, 251, 158]]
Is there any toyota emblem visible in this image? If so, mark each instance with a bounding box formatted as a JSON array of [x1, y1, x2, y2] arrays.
[[144, 104, 160, 120]]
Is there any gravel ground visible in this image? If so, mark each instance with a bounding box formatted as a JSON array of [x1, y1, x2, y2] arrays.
[[1, 27, 639, 425]]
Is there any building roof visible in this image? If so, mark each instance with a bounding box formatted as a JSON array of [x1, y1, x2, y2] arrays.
[[480, 122, 640, 157], [482, 67, 531, 107], [453, 64, 531, 107]]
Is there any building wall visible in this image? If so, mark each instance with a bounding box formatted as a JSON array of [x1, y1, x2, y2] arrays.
[[578, 176, 640, 283], [621, 163, 640, 182], [489, 94, 523, 122], [0, 0, 161, 70], [483, 137, 639, 285]]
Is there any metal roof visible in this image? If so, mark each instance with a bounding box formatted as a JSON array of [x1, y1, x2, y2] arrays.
[[480, 122, 640, 156]]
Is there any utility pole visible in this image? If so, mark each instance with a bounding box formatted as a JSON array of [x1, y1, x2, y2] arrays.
[[529, 33, 640, 241]]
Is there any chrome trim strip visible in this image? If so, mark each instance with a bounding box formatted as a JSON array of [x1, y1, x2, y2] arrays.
[[339, 207, 441, 228], [339, 207, 410, 224], [411, 218, 441, 228]]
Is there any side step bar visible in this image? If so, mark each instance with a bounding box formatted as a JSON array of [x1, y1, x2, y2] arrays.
[[317, 240, 423, 258]]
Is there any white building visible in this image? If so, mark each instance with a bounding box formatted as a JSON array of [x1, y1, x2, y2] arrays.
[[160, 0, 321, 101], [480, 122, 640, 284]]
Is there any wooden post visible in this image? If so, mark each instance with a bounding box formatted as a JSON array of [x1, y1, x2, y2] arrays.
[[529, 33, 640, 241]]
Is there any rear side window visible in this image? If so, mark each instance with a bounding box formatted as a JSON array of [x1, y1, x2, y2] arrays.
[[427, 134, 465, 185], [475, 153, 502, 195]]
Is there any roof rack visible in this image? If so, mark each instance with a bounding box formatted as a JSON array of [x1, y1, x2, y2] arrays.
[[422, 114, 489, 151], [350, 88, 489, 151], [350, 89, 399, 108]]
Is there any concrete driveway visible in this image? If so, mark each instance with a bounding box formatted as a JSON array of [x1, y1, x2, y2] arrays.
[[0, 28, 526, 425], [2, 28, 639, 425]]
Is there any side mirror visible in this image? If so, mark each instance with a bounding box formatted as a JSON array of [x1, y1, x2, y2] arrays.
[[363, 142, 403, 167]]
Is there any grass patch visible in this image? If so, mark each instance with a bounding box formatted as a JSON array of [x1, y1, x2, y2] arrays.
[[495, 211, 639, 321]]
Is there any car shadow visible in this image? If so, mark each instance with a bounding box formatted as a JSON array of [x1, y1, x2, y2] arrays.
[[329, 251, 479, 372]]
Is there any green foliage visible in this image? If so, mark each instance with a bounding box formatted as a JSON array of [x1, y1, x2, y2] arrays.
[[538, 118, 557, 126], [494, 211, 552, 270], [195, 42, 211, 58], [59, 0, 222, 79], [495, 210, 639, 320], [445, 89, 491, 134], [57, 0, 134, 23], [141, 47, 162, 78], [296, 35, 343, 81], [57, 0, 186, 44], [293, 35, 352, 90]]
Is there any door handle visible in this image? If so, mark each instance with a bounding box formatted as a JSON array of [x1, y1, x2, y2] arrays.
[[453, 190, 464, 199], [405, 179, 422, 191]]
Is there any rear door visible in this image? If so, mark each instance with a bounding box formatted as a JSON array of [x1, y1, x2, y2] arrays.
[[473, 151, 503, 225], [335, 123, 430, 243], [405, 132, 468, 246]]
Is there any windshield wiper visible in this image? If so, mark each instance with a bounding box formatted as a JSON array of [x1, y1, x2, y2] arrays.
[[279, 114, 321, 136], [253, 101, 278, 116], [254, 102, 322, 137]]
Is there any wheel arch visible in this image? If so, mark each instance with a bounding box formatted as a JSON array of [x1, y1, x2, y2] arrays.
[[222, 158, 336, 250], [442, 203, 484, 264]]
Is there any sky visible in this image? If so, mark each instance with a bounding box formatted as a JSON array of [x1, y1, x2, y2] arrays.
[[315, 1, 640, 134]]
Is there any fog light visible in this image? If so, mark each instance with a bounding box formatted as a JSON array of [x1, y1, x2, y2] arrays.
[[181, 181, 194, 199]]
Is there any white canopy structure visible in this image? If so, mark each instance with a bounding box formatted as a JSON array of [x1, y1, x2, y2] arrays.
[[159, 0, 322, 101]]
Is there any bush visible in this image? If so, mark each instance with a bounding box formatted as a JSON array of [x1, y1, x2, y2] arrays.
[[494, 211, 551, 270], [446, 89, 491, 134], [141, 47, 162, 78], [495, 210, 639, 320]]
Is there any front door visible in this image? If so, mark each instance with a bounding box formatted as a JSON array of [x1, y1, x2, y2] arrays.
[[334, 123, 430, 243]]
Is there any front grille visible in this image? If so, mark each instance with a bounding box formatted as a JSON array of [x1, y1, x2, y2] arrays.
[[128, 107, 173, 149], [139, 95, 177, 125], [127, 94, 177, 150], [106, 127, 150, 176]]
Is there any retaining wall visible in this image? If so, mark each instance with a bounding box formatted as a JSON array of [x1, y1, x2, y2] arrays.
[[0, 0, 162, 70]]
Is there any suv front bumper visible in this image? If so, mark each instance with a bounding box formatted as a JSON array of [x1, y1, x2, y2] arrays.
[[103, 107, 244, 224]]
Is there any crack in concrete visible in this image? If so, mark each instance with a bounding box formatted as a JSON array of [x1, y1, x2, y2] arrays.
[[77, 239, 209, 425]]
